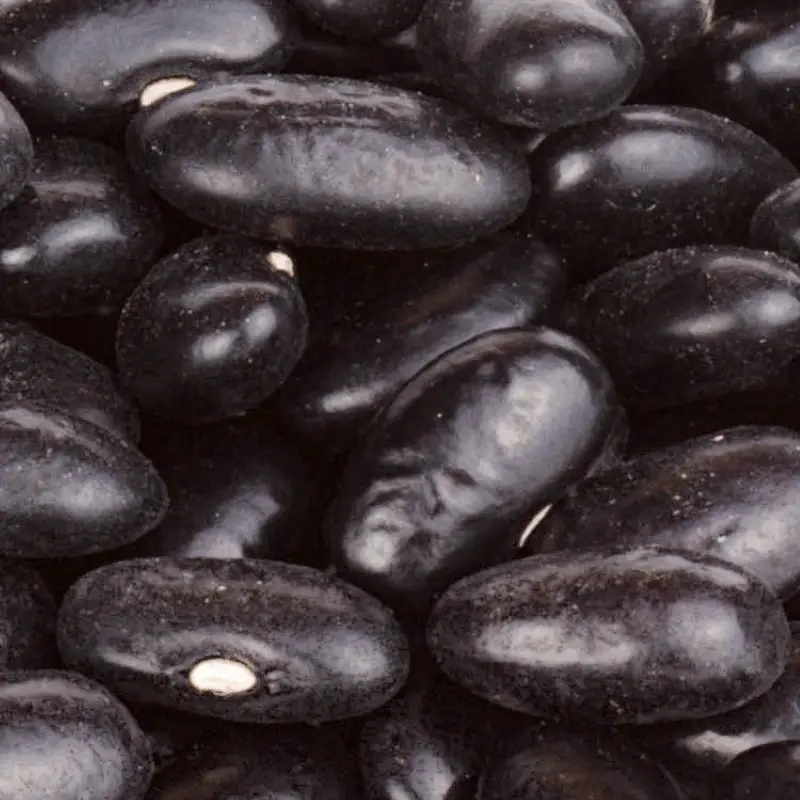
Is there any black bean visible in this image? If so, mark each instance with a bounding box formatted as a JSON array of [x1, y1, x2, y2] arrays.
[[575, 246, 800, 409], [0, 319, 139, 443], [0, 137, 163, 317], [416, 0, 644, 130], [0, 400, 167, 557], [0, 90, 31, 210], [527, 106, 798, 280], [125, 75, 531, 250], [0, 559, 56, 669], [132, 415, 321, 561], [711, 740, 800, 799], [751, 177, 800, 262], [526, 426, 800, 600], [57, 557, 410, 723], [0, 670, 153, 800], [427, 545, 791, 723], [116, 234, 308, 423], [325, 327, 623, 612], [294, 0, 424, 41], [148, 725, 361, 799], [0, 0, 297, 133], [279, 231, 567, 446]]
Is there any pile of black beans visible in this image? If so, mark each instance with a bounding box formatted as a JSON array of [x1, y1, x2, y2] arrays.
[[4, 0, 800, 797]]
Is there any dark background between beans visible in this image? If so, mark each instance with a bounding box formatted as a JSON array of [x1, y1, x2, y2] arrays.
[[0, 1, 799, 798]]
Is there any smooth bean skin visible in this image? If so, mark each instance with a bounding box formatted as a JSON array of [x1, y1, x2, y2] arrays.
[[294, 0, 424, 40], [428, 546, 791, 724], [641, 632, 800, 777], [0, 91, 31, 211], [116, 234, 308, 424], [416, 0, 644, 130], [0, 137, 163, 317], [527, 106, 798, 280], [326, 328, 623, 613], [133, 417, 319, 561], [526, 426, 800, 600], [0, 320, 139, 443], [482, 728, 684, 800], [575, 246, 800, 410], [0, 559, 56, 669], [652, 14, 800, 166], [126, 75, 531, 250], [616, 0, 713, 83], [279, 232, 566, 446], [751, 177, 800, 263], [711, 741, 800, 799], [57, 558, 410, 723], [148, 725, 361, 800], [0, 400, 167, 557], [0, 671, 153, 800], [0, 0, 297, 132]]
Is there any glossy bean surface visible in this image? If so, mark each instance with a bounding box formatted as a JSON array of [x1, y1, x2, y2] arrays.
[[294, 0, 424, 40], [57, 557, 410, 723], [0, 90, 31, 210], [126, 75, 531, 249], [428, 546, 791, 723], [326, 327, 623, 612]]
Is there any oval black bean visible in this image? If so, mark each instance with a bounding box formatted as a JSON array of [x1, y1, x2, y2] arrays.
[[0, 90, 31, 211], [0, 320, 139, 443], [0, 670, 153, 800], [148, 725, 362, 800], [428, 546, 791, 724], [712, 741, 800, 799], [126, 75, 531, 250], [0, 400, 167, 557], [525, 426, 800, 600], [116, 234, 308, 423], [279, 231, 566, 446], [0, 0, 297, 132], [57, 557, 410, 724], [326, 327, 622, 613], [0, 137, 163, 317], [416, 0, 644, 130], [134, 416, 319, 561], [293, 0, 424, 40], [574, 246, 800, 410], [527, 106, 798, 280], [751, 177, 800, 264], [0, 559, 56, 669]]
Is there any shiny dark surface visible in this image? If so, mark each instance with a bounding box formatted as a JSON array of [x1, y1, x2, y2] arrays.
[[641, 633, 800, 777], [0, 559, 56, 669], [0, 90, 31, 211], [575, 246, 800, 409], [482, 727, 684, 800], [527, 106, 798, 279], [0, 319, 139, 442], [133, 416, 320, 561], [148, 724, 362, 800], [279, 232, 567, 446], [711, 741, 800, 799], [0, 0, 297, 132], [427, 546, 791, 723], [751, 177, 800, 262], [416, 0, 644, 130], [325, 328, 623, 613], [651, 13, 800, 166], [126, 75, 531, 250], [0, 670, 153, 800], [0, 137, 163, 317], [57, 557, 410, 723], [294, 0, 424, 40], [360, 666, 521, 800], [116, 234, 308, 424], [617, 0, 713, 83], [526, 426, 800, 599], [0, 399, 167, 557]]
